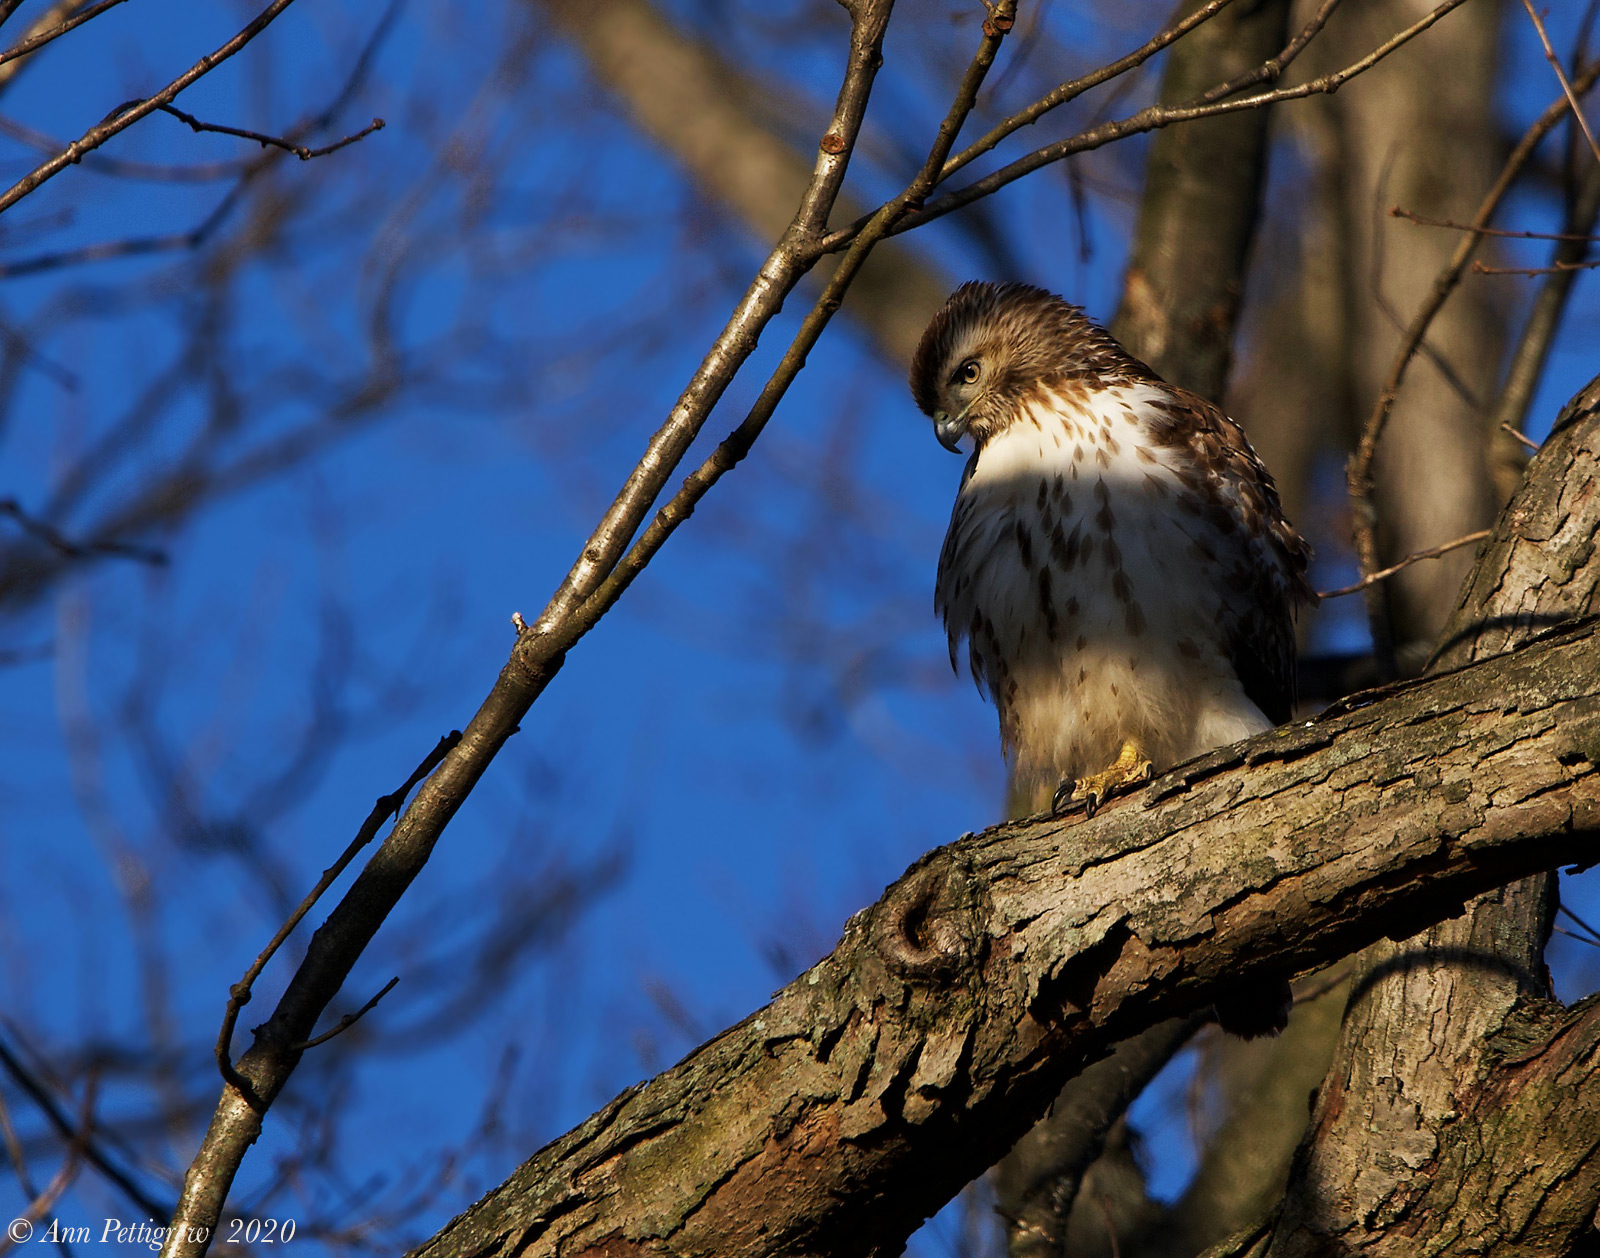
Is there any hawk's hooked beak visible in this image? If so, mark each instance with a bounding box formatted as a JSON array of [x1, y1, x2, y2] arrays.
[[933, 410, 969, 454]]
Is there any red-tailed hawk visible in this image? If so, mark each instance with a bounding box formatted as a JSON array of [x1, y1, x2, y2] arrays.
[[911, 282, 1312, 1032]]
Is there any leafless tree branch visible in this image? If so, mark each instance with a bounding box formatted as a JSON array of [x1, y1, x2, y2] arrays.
[[818, 0, 1464, 253], [1345, 59, 1600, 677], [1523, 0, 1600, 170], [151, 103, 385, 162], [1318, 529, 1492, 599], [0, 496, 167, 565], [0, 0, 126, 68], [0, 0, 300, 217]]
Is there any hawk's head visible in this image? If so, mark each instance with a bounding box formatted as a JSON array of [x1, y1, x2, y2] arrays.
[[909, 281, 1142, 452]]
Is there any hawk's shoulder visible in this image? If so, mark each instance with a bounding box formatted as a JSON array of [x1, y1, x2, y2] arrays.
[[1140, 384, 1316, 723]]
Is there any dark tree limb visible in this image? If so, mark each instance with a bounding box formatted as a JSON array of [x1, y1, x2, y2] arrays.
[[411, 610, 1600, 1258], [994, 1016, 1203, 1258]]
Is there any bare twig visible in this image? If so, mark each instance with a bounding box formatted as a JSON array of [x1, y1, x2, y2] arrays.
[[938, 0, 1240, 182], [0, 1073, 95, 1258], [1501, 423, 1541, 451], [287, 976, 399, 1051], [1553, 925, 1600, 948], [1318, 531, 1492, 599], [0, 1033, 172, 1220], [1487, 134, 1600, 453], [214, 731, 460, 1103], [152, 103, 385, 161], [1389, 205, 1600, 241], [0, 1, 89, 97], [1472, 255, 1600, 275], [1345, 59, 1600, 677], [0, 0, 301, 218], [0, 0, 127, 68], [1523, 0, 1600, 170], [819, 0, 1460, 253], [0, 497, 167, 565]]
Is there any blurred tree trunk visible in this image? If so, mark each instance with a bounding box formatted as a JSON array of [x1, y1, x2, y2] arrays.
[[1108, 0, 1289, 402], [1233, 0, 1507, 662]]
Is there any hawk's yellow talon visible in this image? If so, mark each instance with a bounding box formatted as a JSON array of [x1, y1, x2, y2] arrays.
[[1061, 740, 1153, 816]]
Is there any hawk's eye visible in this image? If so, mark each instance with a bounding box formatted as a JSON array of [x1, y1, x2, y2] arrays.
[[959, 359, 981, 385]]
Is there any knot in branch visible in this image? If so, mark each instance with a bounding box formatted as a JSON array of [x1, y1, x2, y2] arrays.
[[876, 862, 978, 981]]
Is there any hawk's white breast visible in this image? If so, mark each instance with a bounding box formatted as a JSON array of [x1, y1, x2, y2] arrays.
[[936, 383, 1272, 800]]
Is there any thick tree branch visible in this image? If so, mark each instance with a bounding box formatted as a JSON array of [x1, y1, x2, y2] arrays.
[[412, 615, 1600, 1258]]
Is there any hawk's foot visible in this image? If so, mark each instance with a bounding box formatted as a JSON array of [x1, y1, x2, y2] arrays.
[[1052, 740, 1153, 818]]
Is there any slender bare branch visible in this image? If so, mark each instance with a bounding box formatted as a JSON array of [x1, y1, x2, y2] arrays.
[[1487, 152, 1600, 478], [939, 0, 1241, 182], [287, 976, 399, 1051], [0, 0, 127, 67], [1345, 59, 1600, 676], [0, 0, 300, 217], [820, 0, 1466, 253], [1473, 255, 1600, 274], [1318, 530, 1491, 599], [1523, 0, 1600, 169], [152, 103, 385, 162], [213, 732, 460, 1103], [0, 496, 167, 565], [1502, 422, 1542, 451], [1390, 205, 1600, 241]]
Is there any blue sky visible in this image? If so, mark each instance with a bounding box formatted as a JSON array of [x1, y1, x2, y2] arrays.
[[1, 1, 1598, 1252]]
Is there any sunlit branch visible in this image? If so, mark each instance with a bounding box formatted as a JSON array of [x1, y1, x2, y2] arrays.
[[820, 0, 1458, 253], [1522, 0, 1600, 170]]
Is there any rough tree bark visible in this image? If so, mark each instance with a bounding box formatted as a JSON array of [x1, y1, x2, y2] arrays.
[[1211, 376, 1600, 1257], [412, 614, 1600, 1255]]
